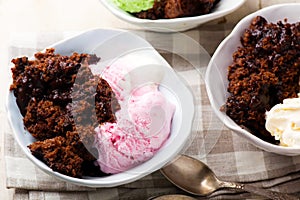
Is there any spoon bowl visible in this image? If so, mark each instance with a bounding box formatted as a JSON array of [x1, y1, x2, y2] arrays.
[[161, 155, 299, 200], [161, 154, 219, 195]]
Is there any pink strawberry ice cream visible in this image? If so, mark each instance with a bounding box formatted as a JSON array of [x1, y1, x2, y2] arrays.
[[94, 58, 175, 174]]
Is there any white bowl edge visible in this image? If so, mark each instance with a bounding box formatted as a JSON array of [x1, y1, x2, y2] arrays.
[[205, 3, 300, 156]]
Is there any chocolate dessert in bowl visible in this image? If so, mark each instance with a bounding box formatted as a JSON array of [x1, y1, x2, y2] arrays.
[[99, 0, 246, 32], [205, 3, 300, 156], [6, 29, 196, 187]]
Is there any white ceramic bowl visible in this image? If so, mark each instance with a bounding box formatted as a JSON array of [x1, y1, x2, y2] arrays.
[[205, 3, 300, 156], [6, 28, 195, 187], [99, 0, 246, 32]]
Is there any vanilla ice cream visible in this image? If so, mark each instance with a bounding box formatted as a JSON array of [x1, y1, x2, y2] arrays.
[[265, 97, 300, 147], [93, 57, 175, 174]]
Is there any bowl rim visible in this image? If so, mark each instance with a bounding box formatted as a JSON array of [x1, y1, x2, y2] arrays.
[[205, 3, 300, 155]]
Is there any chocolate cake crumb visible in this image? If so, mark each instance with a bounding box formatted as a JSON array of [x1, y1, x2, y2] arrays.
[[225, 16, 300, 143], [134, 0, 219, 19], [10, 48, 120, 178]]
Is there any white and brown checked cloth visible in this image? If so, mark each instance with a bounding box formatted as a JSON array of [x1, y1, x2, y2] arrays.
[[4, 26, 300, 200]]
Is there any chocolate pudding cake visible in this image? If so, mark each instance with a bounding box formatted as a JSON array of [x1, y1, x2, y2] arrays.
[[134, 0, 220, 19], [225, 16, 300, 144], [10, 48, 120, 178]]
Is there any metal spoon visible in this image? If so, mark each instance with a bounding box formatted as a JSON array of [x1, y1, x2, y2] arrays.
[[160, 155, 299, 200]]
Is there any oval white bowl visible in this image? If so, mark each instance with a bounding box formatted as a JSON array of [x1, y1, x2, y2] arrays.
[[99, 0, 246, 32], [6, 28, 195, 187], [205, 3, 300, 156]]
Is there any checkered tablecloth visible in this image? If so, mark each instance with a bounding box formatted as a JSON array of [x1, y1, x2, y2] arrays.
[[4, 25, 300, 200]]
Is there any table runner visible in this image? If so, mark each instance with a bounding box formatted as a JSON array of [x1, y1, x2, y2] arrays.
[[4, 26, 300, 200]]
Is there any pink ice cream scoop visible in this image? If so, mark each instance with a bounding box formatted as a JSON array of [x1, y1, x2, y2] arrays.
[[94, 58, 175, 174]]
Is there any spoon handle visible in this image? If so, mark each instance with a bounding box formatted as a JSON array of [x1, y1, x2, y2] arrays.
[[220, 181, 299, 200]]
